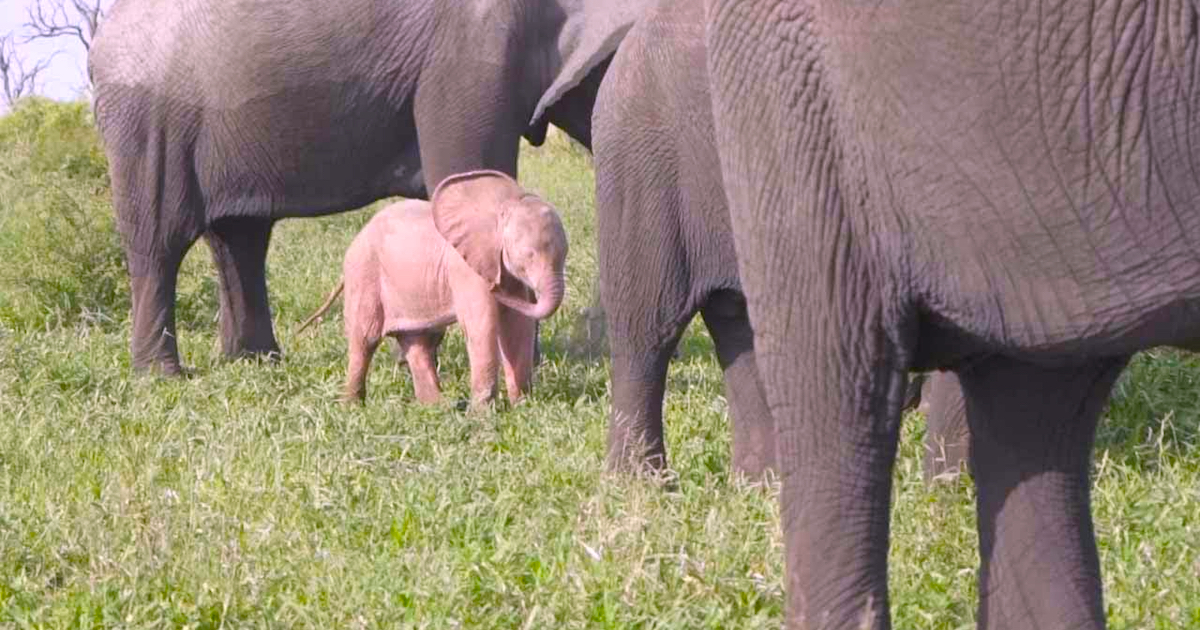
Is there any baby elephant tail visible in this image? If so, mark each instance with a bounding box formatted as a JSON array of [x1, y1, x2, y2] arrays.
[[295, 279, 345, 335]]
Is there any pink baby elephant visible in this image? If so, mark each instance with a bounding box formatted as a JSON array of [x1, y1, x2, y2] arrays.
[[298, 170, 568, 407]]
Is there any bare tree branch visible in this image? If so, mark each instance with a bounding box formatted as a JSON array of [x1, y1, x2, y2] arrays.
[[24, 0, 104, 53], [0, 33, 54, 108]]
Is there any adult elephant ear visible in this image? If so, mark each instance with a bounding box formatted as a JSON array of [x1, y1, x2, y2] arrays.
[[431, 170, 524, 289], [527, 0, 647, 133]]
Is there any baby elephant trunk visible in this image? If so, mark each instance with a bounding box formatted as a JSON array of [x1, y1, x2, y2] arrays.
[[502, 273, 565, 321]]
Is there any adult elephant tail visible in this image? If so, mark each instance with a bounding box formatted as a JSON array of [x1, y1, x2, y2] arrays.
[[295, 280, 344, 336]]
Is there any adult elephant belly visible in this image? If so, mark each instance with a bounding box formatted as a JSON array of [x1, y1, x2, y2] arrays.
[[910, 167, 1200, 365], [886, 79, 1200, 366], [918, 274, 1200, 369], [196, 86, 427, 219]]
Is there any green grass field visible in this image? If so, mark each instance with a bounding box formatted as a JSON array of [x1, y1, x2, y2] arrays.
[[1, 99, 1198, 629]]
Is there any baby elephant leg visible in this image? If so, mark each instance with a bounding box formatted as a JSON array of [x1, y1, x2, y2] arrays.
[[343, 292, 383, 403], [344, 334, 381, 402], [458, 303, 501, 409], [399, 332, 443, 404], [498, 310, 538, 404]]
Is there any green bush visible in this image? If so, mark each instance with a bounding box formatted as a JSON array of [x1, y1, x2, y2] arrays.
[[0, 98, 126, 331], [0, 97, 108, 181], [0, 174, 128, 331]]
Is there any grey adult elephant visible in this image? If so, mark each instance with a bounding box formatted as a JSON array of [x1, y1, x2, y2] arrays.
[[88, 0, 644, 374], [592, 0, 933, 479], [592, 0, 773, 477], [704, 1, 1200, 628]]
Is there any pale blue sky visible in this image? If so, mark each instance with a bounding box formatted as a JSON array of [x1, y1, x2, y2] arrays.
[[1, 0, 111, 103]]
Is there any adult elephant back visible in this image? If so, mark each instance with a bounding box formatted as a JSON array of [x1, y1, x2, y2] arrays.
[[89, 0, 640, 374]]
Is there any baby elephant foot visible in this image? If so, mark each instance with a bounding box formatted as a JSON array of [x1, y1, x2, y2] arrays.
[[467, 392, 497, 414], [339, 387, 366, 405], [466, 377, 497, 411], [413, 389, 442, 405]]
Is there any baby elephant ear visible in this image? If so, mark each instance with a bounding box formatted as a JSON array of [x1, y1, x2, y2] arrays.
[[431, 170, 524, 288]]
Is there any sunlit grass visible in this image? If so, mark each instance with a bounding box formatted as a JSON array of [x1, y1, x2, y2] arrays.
[[1, 108, 1197, 628]]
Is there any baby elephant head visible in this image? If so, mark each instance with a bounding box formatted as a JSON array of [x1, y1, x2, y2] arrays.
[[432, 170, 568, 320]]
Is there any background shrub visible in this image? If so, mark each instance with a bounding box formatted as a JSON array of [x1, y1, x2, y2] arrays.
[[0, 97, 108, 180], [0, 98, 127, 332]]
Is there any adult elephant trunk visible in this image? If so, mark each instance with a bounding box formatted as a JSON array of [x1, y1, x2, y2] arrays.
[[496, 273, 565, 321]]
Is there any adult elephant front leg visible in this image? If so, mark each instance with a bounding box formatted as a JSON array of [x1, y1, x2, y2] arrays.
[[413, 59, 528, 364], [206, 217, 280, 361], [962, 356, 1126, 629], [595, 144, 692, 475], [705, 4, 918, 623], [600, 267, 686, 474], [126, 248, 189, 375], [762, 287, 909, 629], [605, 329, 681, 474], [108, 141, 205, 375]]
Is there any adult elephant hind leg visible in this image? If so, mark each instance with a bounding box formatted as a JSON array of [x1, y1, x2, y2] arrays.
[[921, 370, 971, 483], [962, 355, 1127, 630], [206, 217, 281, 362], [700, 291, 775, 478], [606, 336, 682, 475], [106, 134, 205, 376], [126, 247, 190, 375]]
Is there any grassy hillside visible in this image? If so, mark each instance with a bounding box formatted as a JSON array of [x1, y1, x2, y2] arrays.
[[0, 100, 1197, 628]]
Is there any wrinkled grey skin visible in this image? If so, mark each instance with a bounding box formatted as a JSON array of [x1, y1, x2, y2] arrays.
[[88, 0, 643, 374], [592, 0, 773, 478], [705, 1, 1200, 628], [593, 0, 938, 479]]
